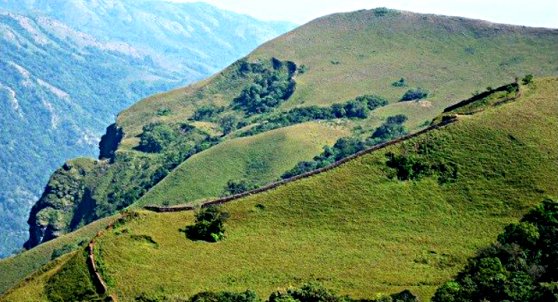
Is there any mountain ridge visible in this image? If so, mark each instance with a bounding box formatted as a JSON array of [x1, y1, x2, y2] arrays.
[[0, 0, 294, 258]]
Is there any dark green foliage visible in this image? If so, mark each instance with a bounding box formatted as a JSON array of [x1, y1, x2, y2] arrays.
[[373, 7, 391, 17], [281, 161, 321, 179], [432, 199, 558, 302], [183, 284, 418, 302], [401, 88, 429, 101], [240, 95, 388, 137], [522, 74, 534, 85], [390, 290, 418, 302], [224, 180, 256, 195], [282, 115, 408, 179], [185, 206, 230, 242], [385, 152, 458, 184], [156, 107, 172, 116], [392, 78, 407, 87], [370, 115, 408, 141], [233, 59, 296, 115], [220, 114, 239, 135], [27, 130, 221, 249], [269, 283, 344, 302], [45, 252, 99, 302], [190, 290, 260, 302], [138, 123, 177, 153], [192, 105, 225, 121]]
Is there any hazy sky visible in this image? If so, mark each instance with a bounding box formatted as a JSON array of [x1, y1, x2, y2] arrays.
[[168, 0, 558, 28]]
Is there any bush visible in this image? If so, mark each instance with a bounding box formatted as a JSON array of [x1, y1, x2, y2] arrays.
[[51, 241, 84, 260], [185, 206, 230, 242], [401, 88, 428, 101], [224, 179, 255, 195], [192, 105, 224, 121], [371, 115, 408, 141], [240, 96, 388, 137], [190, 290, 260, 302], [219, 114, 239, 135], [233, 59, 296, 115], [391, 78, 407, 87], [522, 74, 534, 85], [138, 123, 177, 153]]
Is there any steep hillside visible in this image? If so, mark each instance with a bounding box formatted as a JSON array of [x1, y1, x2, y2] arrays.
[[4, 77, 557, 301], [0, 1, 293, 258], [22, 8, 558, 255], [134, 122, 348, 207]]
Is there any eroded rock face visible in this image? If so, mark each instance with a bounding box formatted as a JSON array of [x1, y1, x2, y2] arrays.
[[99, 124, 124, 161], [24, 160, 95, 249]]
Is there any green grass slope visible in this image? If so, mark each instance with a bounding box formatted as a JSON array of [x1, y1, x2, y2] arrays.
[[120, 9, 558, 136], [0, 215, 117, 295], [25, 8, 558, 252], [10, 78, 556, 301], [134, 122, 349, 207]]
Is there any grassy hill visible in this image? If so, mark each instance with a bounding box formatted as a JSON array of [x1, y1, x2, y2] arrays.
[[24, 8, 558, 254], [0, 215, 117, 294], [3, 78, 557, 301], [133, 122, 348, 207]]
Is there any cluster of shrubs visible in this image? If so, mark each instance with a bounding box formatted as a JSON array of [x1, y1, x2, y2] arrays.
[[241, 95, 388, 137], [400, 88, 428, 101], [233, 58, 296, 115], [433, 199, 558, 302], [223, 179, 257, 196], [138, 123, 180, 153], [135, 283, 418, 302], [192, 105, 225, 121], [385, 152, 458, 184], [184, 206, 229, 242], [282, 115, 408, 179], [391, 78, 407, 87]]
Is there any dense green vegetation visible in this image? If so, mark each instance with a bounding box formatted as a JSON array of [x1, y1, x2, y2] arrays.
[[185, 206, 230, 242], [281, 115, 408, 179], [136, 283, 418, 302], [400, 88, 429, 101], [433, 199, 558, 302], [134, 122, 347, 207], [240, 95, 388, 137], [233, 59, 297, 115]]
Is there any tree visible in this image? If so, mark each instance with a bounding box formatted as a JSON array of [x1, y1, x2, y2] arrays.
[[392, 78, 407, 87], [522, 74, 534, 85], [220, 114, 239, 135], [432, 199, 558, 302], [224, 180, 253, 195], [185, 206, 230, 242], [401, 88, 429, 101], [138, 123, 176, 153]]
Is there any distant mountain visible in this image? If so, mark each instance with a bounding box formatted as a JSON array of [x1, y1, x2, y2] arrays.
[[0, 0, 294, 258]]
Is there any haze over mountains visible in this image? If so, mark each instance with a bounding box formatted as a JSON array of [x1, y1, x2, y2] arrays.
[[0, 0, 294, 258]]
